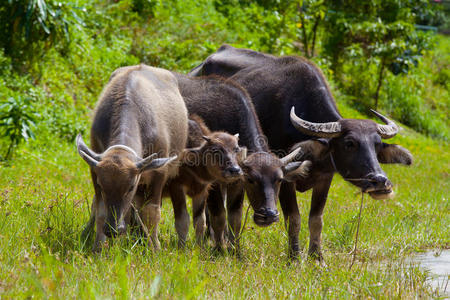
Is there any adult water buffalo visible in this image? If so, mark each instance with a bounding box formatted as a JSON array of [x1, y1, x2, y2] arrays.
[[173, 73, 311, 250], [190, 45, 413, 260], [77, 64, 188, 251]]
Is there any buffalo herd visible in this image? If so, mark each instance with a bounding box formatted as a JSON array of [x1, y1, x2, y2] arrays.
[[78, 45, 412, 260]]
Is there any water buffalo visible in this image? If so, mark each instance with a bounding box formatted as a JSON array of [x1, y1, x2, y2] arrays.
[[165, 115, 243, 246], [173, 73, 311, 250], [190, 44, 413, 259], [77, 64, 188, 251]]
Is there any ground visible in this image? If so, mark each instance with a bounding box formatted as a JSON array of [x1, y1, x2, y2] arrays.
[[0, 102, 448, 299]]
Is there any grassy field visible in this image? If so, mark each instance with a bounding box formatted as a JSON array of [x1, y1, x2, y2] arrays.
[[0, 101, 448, 299]]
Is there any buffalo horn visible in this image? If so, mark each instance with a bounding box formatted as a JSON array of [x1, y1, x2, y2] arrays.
[[370, 109, 398, 139], [290, 107, 342, 138]]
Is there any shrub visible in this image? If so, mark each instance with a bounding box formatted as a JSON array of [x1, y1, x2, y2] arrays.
[[0, 96, 39, 160]]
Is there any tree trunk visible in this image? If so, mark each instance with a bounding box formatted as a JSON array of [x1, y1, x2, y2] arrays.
[[374, 58, 386, 110], [310, 18, 320, 57]]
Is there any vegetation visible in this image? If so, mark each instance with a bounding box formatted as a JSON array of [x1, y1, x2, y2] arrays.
[[0, 0, 448, 298]]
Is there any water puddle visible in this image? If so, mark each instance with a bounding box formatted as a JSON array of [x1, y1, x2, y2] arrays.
[[410, 250, 450, 297]]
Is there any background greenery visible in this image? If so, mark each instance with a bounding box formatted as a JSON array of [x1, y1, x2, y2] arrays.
[[0, 0, 448, 298]]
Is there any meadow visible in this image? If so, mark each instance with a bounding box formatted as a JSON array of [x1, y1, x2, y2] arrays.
[[0, 101, 448, 298], [0, 0, 449, 298]]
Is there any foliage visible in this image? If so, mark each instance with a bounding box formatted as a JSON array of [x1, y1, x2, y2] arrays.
[[295, 0, 327, 57], [322, 0, 437, 109], [0, 0, 448, 297], [0, 0, 85, 69], [0, 96, 38, 159]]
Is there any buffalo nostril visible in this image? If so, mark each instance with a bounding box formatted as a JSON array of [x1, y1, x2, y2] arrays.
[[266, 208, 279, 218], [228, 166, 242, 175], [372, 174, 387, 182]]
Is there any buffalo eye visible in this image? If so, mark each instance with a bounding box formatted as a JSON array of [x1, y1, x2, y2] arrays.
[[233, 147, 240, 153], [344, 140, 356, 150]]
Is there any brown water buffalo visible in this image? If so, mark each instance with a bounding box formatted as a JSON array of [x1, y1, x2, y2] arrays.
[[165, 115, 243, 246], [172, 73, 311, 250], [77, 64, 188, 251], [190, 44, 413, 260]]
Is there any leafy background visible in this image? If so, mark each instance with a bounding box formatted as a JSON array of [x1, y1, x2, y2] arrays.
[[0, 0, 448, 298]]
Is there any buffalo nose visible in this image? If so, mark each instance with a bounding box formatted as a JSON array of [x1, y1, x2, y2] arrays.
[[372, 174, 391, 188], [227, 165, 243, 176], [253, 207, 280, 226], [265, 208, 279, 218]]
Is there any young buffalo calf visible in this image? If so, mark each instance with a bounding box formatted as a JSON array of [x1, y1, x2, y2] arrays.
[[165, 115, 244, 246]]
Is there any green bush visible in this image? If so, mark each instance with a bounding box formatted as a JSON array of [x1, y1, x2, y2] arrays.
[[0, 0, 448, 160], [0, 96, 38, 160]]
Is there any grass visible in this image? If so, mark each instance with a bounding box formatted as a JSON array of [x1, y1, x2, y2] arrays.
[[0, 102, 448, 299]]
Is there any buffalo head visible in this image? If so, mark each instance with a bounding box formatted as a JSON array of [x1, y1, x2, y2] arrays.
[[290, 107, 412, 199], [76, 135, 176, 237], [182, 131, 244, 182], [241, 148, 311, 226]]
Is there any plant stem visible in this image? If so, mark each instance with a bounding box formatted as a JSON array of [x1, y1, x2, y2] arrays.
[[374, 57, 386, 110], [349, 192, 364, 270], [5, 141, 14, 160], [310, 18, 320, 57]]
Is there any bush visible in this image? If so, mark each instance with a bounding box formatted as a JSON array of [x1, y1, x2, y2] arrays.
[[0, 96, 39, 160]]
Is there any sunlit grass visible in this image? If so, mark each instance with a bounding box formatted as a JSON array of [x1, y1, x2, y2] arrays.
[[0, 104, 448, 298]]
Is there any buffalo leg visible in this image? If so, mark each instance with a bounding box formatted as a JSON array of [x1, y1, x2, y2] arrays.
[[279, 181, 301, 259], [93, 195, 107, 252], [207, 184, 226, 250], [192, 191, 207, 245], [308, 173, 333, 260], [141, 175, 166, 250], [169, 183, 190, 248], [89, 171, 107, 252], [226, 183, 245, 251]]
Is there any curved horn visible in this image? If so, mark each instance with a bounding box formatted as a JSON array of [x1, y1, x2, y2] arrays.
[[370, 109, 398, 139], [290, 107, 342, 138], [280, 146, 303, 165], [76, 134, 101, 166]]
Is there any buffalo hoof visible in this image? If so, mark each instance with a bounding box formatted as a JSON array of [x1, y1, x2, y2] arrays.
[[308, 245, 324, 263]]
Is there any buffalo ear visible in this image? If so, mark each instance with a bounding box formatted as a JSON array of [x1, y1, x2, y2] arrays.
[[290, 139, 329, 162], [137, 155, 178, 172], [180, 147, 202, 166], [282, 160, 312, 182], [378, 143, 413, 165]]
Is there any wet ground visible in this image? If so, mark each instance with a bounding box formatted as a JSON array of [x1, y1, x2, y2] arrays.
[[411, 250, 450, 297]]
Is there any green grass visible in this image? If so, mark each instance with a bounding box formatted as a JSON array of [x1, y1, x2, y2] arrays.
[[0, 103, 448, 299]]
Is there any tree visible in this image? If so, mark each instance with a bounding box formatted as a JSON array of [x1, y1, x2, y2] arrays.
[[296, 0, 327, 58], [322, 0, 435, 109]]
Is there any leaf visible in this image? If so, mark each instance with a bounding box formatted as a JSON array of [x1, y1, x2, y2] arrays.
[[37, 0, 48, 20]]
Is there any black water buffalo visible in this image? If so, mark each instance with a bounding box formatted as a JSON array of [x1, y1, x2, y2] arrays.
[[190, 45, 413, 259], [172, 73, 311, 250], [77, 64, 188, 251]]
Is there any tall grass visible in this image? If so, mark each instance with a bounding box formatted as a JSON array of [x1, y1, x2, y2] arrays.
[[0, 103, 448, 298]]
